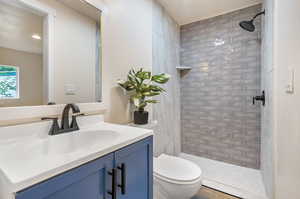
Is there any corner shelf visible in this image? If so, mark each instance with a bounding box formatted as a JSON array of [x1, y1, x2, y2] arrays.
[[176, 66, 192, 71]]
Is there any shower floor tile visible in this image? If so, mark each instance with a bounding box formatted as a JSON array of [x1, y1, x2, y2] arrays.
[[180, 153, 268, 199], [194, 186, 240, 199]]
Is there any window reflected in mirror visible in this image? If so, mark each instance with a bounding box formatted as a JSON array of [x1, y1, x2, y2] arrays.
[[0, 65, 19, 99]]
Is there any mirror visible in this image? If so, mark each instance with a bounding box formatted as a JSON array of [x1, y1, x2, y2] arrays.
[[0, 0, 102, 107]]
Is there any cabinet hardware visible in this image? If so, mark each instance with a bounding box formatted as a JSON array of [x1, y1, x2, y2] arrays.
[[117, 163, 126, 195], [108, 169, 117, 199]]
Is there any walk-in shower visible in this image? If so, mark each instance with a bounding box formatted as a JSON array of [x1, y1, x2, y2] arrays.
[[180, 4, 267, 198]]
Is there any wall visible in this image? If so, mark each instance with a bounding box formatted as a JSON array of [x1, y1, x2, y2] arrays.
[[180, 5, 262, 169], [100, 0, 153, 123], [0, 0, 153, 124], [36, 0, 98, 105], [0, 47, 43, 107], [273, 0, 300, 198], [152, 0, 181, 156], [261, 0, 274, 197]]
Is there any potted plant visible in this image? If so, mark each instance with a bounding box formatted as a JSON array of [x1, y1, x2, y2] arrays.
[[118, 68, 170, 125]]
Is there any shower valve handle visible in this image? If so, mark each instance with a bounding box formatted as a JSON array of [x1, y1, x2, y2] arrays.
[[253, 91, 265, 106]]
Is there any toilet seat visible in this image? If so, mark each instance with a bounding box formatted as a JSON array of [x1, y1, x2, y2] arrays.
[[154, 154, 202, 185]]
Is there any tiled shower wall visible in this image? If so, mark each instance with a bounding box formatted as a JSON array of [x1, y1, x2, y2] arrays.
[[180, 5, 262, 169], [152, 0, 181, 156]]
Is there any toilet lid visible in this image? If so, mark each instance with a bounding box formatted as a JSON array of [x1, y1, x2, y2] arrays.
[[154, 154, 202, 183]]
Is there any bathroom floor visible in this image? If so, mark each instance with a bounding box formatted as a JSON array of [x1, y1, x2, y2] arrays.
[[194, 186, 240, 199]]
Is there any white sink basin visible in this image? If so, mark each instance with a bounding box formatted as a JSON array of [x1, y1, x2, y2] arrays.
[[0, 130, 120, 160], [42, 130, 120, 155]]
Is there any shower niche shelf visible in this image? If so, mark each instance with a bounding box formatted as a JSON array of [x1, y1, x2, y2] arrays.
[[177, 66, 192, 77], [176, 66, 192, 71]]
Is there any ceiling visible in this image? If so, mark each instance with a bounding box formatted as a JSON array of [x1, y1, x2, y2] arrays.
[[157, 0, 262, 25], [57, 0, 101, 22], [0, 1, 43, 54]]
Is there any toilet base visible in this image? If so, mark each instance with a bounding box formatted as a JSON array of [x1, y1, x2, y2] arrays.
[[154, 176, 202, 199]]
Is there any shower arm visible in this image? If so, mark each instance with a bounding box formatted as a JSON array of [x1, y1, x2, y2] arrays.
[[251, 10, 265, 22]]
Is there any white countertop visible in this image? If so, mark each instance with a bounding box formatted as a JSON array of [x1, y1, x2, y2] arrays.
[[0, 115, 153, 196]]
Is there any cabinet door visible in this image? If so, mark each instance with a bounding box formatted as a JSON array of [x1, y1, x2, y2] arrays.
[[16, 154, 114, 199], [115, 137, 153, 199]]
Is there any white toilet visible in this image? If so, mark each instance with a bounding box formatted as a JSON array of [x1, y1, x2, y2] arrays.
[[153, 154, 202, 199]]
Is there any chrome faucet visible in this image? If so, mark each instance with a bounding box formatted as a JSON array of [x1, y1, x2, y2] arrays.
[[42, 104, 84, 136]]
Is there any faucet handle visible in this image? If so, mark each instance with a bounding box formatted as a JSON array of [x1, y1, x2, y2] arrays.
[[41, 117, 58, 121], [72, 113, 85, 117]]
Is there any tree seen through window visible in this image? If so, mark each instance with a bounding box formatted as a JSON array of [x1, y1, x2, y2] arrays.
[[0, 65, 19, 99]]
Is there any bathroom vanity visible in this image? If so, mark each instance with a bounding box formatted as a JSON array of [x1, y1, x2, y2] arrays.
[[0, 115, 153, 199]]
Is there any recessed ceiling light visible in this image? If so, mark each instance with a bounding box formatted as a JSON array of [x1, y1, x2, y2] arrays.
[[32, 34, 41, 40]]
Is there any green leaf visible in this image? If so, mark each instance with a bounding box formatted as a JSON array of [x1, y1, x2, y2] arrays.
[[133, 92, 143, 99], [127, 74, 134, 82], [139, 102, 147, 109], [151, 73, 171, 84], [136, 71, 151, 80], [131, 97, 140, 107], [128, 69, 141, 84], [117, 80, 135, 91], [139, 84, 151, 93], [145, 100, 158, 104], [149, 85, 165, 92], [143, 91, 160, 97]]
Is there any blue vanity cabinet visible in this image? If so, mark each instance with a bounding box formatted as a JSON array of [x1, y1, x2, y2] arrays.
[[15, 136, 153, 199], [115, 137, 153, 199], [15, 154, 114, 199]]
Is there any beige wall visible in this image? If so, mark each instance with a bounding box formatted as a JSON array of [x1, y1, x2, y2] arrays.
[[0, 47, 43, 107], [100, 0, 153, 123], [273, 0, 300, 198]]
